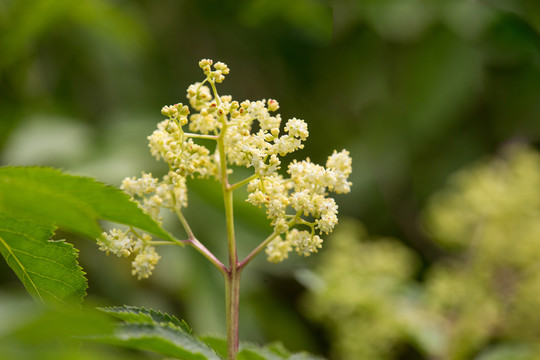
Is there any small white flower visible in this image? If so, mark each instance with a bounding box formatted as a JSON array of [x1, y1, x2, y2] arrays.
[[97, 229, 133, 257], [284, 118, 309, 141], [287, 229, 323, 256], [265, 235, 292, 263], [131, 246, 161, 280]]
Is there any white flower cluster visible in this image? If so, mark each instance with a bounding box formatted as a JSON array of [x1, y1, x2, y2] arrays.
[[257, 150, 352, 262], [100, 59, 352, 273], [152, 59, 351, 263], [121, 171, 188, 223], [98, 230, 161, 279], [98, 171, 187, 280], [148, 118, 218, 178], [265, 229, 325, 263]]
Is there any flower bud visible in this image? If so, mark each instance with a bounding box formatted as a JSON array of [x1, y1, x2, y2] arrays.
[[214, 61, 230, 74], [161, 106, 170, 117], [268, 99, 279, 112], [199, 59, 213, 68]]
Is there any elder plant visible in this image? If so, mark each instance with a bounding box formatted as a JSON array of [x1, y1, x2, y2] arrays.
[[97, 59, 352, 359]]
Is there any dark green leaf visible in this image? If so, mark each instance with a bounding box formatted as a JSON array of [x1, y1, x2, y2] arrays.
[[0, 213, 87, 306], [0, 293, 116, 360], [0, 166, 175, 241]]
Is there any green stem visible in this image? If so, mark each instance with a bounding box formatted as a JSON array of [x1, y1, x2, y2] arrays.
[[239, 216, 298, 271], [225, 267, 241, 360], [184, 132, 219, 140], [223, 186, 240, 360], [224, 186, 241, 359], [148, 241, 178, 246], [209, 80, 222, 105], [185, 238, 228, 276], [229, 173, 258, 192], [216, 103, 241, 360], [175, 207, 195, 240], [238, 230, 279, 271]]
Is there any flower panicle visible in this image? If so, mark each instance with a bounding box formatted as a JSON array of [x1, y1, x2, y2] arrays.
[[100, 59, 352, 276], [98, 230, 160, 280]]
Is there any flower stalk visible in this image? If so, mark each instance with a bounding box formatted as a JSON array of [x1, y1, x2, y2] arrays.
[[97, 59, 352, 360]]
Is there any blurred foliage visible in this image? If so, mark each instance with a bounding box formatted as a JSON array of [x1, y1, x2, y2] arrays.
[[304, 146, 540, 359], [2, 0, 540, 358], [0, 291, 123, 360], [299, 220, 424, 359]]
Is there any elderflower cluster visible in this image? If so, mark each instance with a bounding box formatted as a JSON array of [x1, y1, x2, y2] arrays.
[[99, 59, 352, 276], [121, 171, 188, 223], [150, 59, 351, 263], [98, 230, 161, 279], [256, 150, 352, 263]]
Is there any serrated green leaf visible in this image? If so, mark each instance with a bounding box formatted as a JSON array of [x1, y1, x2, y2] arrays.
[[99, 323, 222, 360], [96, 306, 323, 360], [100, 306, 192, 334], [200, 335, 228, 359], [237, 349, 269, 360], [237, 343, 326, 360], [0, 166, 175, 241], [264, 342, 291, 357], [0, 213, 87, 306]]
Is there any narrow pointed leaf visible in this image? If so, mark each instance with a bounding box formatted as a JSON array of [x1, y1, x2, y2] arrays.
[[0, 166, 175, 241], [0, 213, 87, 306]]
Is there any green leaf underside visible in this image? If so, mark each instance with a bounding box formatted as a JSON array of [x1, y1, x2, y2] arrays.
[[0, 166, 175, 241], [238, 348, 281, 360], [97, 306, 220, 359], [200, 336, 228, 359], [101, 306, 192, 333], [237, 347, 325, 360], [0, 213, 87, 306], [100, 323, 221, 360]]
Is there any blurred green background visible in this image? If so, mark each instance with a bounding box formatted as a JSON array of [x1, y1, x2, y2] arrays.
[[1, 0, 540, 359]]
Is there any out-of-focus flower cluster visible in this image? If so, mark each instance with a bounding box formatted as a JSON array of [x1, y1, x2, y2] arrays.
[[97, 229, 160, 280], [423, 145, 540, 358], [302, 220, 420, 360], [304, 146, 540, 360]]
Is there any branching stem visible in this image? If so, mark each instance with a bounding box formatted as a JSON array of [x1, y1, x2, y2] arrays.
[[175, 207, 196, 240], [210, 80, 242, 359], [183, 238, 228, 276], [239, 217, 297, 271], [229, 173, 258, 191], [184, 132, 218, 140]]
